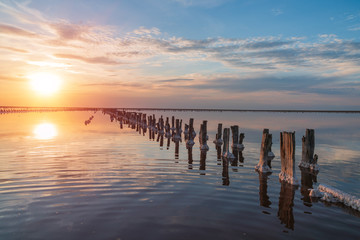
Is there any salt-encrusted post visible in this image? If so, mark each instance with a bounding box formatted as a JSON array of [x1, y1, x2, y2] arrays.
[[255, 129, 275, 173], [279, 131, 299, 185], [222, 128, 235, 159], [299, 129, 319, 171], [171, 116, 176, 134], [186, 118, 195, 148], [200, 120, 209, 151], [213, 123, 223, 146], [231, 125, 245, 151], [184, 124, 189, 140], [173, 119, 181, 141]]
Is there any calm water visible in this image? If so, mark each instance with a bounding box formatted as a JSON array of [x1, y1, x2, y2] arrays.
[[0, 110, 359, 240]]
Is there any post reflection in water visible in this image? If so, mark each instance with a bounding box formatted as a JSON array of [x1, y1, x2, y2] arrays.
[[278, 181, 298, 230], [188, 147, 193, 169], [258, 172, 272, 209], [175, 140, 179, 161], [300, 168, 318, 206], [159, 134, 164, 149], [216, 146, 222, 165], [33, 122, 58, 140], [222, 158, 230, 186], [200, 150, 207, 175]]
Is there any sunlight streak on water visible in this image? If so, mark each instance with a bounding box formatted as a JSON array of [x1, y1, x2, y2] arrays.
[[33, 123, 58, 140]]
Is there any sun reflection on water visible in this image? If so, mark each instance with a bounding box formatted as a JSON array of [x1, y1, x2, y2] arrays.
[[33, 123, 58, 140]]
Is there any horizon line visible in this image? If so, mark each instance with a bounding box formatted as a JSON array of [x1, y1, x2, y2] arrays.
[[1, 106, 360, 113]]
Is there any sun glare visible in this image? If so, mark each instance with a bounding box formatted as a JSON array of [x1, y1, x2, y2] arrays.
[[28, 72, 62, 96], [33, 123, 58, 140]]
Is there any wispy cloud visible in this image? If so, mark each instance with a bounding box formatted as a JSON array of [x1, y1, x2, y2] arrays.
[[272, 8, 283, 16], [0, 23, 37, 37], [54, 53, 120, 65]]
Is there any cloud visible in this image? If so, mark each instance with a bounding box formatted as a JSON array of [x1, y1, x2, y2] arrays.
[[154, 78, 194, 83], [0, 23, 37, 37], [272, 8, 283, 16], [0, 45, 28, 53], [54, 53, 119, 65]]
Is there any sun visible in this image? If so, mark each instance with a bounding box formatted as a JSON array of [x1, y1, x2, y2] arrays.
[[28, 72, 62, 96]]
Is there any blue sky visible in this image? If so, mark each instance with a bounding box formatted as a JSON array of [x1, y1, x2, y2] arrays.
[[0, 0, 360, 109]]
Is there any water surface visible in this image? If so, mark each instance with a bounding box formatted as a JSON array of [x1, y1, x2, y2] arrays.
[[0, 110, 359, 239]]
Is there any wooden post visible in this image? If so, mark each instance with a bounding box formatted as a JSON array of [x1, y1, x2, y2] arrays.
[[184, 124, 189, 140], [255, 129, 274, 173], [213, 123, 223, 146], [299, 129, 319, 171], [279, 131, 298, 185], [186, 118, 195, 148], [200, 120, 209, 151], [174, 119, 181, 141], [222, 128, 235, 159]]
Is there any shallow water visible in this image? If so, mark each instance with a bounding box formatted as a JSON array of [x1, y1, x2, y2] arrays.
[[0, 110, 359, 239]]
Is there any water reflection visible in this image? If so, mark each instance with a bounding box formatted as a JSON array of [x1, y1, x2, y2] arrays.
[[300, 168, 317, 206], [258, 172, 272, 208], [188, 147, 193, 169], [222, 158, 230, 186], [33, 123, 58, 140], [278, 181, 298, 230], [200, 150, 207, 175]]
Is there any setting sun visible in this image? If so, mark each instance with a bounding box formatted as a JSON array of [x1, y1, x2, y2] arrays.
[[28, 72, 62, 96]]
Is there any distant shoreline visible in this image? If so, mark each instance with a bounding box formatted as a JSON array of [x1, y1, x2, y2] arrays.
[[1, 106, 360, 114]]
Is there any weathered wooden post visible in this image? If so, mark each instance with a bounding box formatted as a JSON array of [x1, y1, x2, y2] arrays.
[[255, 129, 275, 173], [199, 120, 209, 151], [222, 128, 235, 159], [186, 118, 195, 148], [184, 124, 189, 140], [174, 119, 181, 141], [165, 118, 171, 138], [171, 116, 175, 134], [231, 125, 245, 151], [279, 131, 298, 185], [299, 129, 319, 171], [213, 123, 223, 146]]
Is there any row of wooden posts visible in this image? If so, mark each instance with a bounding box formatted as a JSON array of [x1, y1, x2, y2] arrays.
[[104, 109, 319, 185]]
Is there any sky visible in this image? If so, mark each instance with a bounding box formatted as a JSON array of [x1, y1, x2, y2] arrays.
[[1, 0, 360, 109]]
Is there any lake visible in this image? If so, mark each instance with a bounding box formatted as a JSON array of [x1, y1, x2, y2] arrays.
[[0, 110, 359, 239]]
